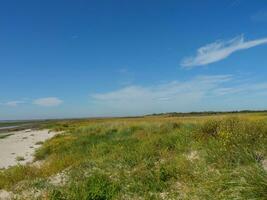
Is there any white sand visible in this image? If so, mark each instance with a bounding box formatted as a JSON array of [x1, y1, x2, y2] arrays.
[[0, 129, 57, 169]]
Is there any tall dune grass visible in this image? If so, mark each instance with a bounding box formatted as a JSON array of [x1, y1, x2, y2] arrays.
[[0, 115, 267, 199]]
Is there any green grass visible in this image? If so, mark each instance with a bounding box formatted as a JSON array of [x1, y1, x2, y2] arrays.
[[0, 115, 267, 199]]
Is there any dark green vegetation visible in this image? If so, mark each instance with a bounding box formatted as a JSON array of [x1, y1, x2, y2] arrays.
[[0, 114, 267, 199]]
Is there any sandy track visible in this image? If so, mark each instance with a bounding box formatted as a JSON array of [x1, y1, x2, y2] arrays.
[[0, 129, 57, 169]]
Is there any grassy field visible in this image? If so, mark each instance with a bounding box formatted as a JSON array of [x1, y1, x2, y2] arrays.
[[0, 113, 267, 199]]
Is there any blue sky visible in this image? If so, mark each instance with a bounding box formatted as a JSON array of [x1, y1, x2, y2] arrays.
[[1, 0, 267, 120]]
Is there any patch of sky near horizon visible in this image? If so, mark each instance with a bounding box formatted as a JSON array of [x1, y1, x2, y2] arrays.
[[1, 0, 267, 119]]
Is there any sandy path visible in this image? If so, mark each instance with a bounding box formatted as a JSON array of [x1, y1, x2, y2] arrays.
[[0, 129, 57, 169]]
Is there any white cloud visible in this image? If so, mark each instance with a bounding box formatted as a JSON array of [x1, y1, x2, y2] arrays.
[[5, 101, 24, 107], [89, 74, 267, 116], [90, 75, 233, 115], [92, 75, 232, 102], [33, 97, 63, 107], [181, 35, 267, 68]]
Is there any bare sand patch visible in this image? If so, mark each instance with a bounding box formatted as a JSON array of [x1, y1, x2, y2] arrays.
[[0, 129, 57, 169], [0, 189, 13, 200]]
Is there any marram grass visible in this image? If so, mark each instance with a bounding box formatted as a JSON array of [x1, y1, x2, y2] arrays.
[[0, 114, 267, 199]]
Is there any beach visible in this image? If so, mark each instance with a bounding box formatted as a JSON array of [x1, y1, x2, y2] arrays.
[[0, 129, 57, 169]]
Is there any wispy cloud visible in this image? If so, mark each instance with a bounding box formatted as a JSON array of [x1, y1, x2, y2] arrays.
[[251, 10, 267, 22], [5, 101, 25, 107], [89, 74, 267, 115], [0, 97, 63, 107], [92, 75, 232, 101], [90, 75, 233, 115], [229, 0, 241, 7], [33, 97, 63, 107], [213, 82, 267, 96], [181, 35, 267, 68]]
